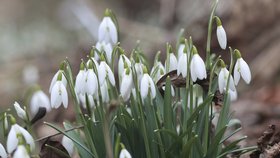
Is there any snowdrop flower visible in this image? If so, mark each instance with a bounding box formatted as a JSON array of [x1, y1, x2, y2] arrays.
[[233, 50, 251, 85], [7, 124, 35, 153], [151, 61, 165, 82], [78, 94, 95, 109], [98, 11, 118, 44], [98, 59, 115, 86], [118, 54, 131, 79], [62, 135, 75, 156], [13, 145, 30, 158], [14, 102, 27, 120], [30, 90, 51, 117], [135, 61, 143, 83], [51, 72, 68, 109], [75, 63, 86, 94], [218, 62, 236, 94], [216, 17, 227, 50], [49, 68, 67, 93], [190, 47, 207, 82], [177, 43, 185, 59], [177, 52, 188, 78], [0, 143, 7, 158], [119, 148, 132, 158], [120, 68, 134, 101], [96, 41, 113, 63], [85, 61, 98, 96], [165, 52, 178, 72], [229, 89, 238, 101], [140, 68, 156, 99]]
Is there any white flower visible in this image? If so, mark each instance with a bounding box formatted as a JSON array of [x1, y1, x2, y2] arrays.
[[218, 67, 235, 94], [85, 69, 98, 96], [135, 62, 143, 83], [216, 25, 227, 50], [51, 81, 68, 109], [7, 124, 35, 153], [62, 135, 74, 156], [190, 54, 207, 82], [98, 16, 118, 44], [165, 53, 178, 72], [0, 143, 7, 158], [49, 70, 67, 93], [140, 73, 156, 99], [14, 102, 27, 120], [75, 69, 86, 94], [78, 94, 95, 109], [234, 58, 251, 85], [13, 145, 30, 158], [177, 53, 188, 78], [120, 69, 134, 101], [229, 89, 238, 101], [119, 149, 132, 158], [30, 90, 51, 117], [118, 54, 131, 79], [96, 41, 113, 63], [98, 61, 115, 86], [177, 44, 185, 59], [151, 62, 165, 82]]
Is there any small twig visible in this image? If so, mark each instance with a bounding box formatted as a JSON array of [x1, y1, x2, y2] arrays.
[[35, 125, 84, 142]]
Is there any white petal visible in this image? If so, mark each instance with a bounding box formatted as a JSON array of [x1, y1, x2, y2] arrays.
[[229, 90, 238, 101], [217, 26, 227, 50], [100, 82, 109, 103], [193, 54, 207, 80], [118, 54, 131, 79], [106, 18, 118, 44], [233, 61, 240, 85], [177, 44, 185, 59], [51, 82, 62, 108], [104, 43, 113, 63], [120, 72, 133, 101], [140, 74, 149, 99], [98, 62, 107, 86], [62, 135, 74, 156], [17, 125, 35, 151], [98, 18, 107, 42], [38, 91, 51, 112], [7, 126, 18, 153], [229, 75, 236, 91], [190, 57, 198, 82], [13, 145, 30, 158], [239, 58, 251, 84], [60, 84, 68, 108], [169, 53, 178, 71], [86, 70, 98, 96], [75, 70, 86, 94], [49, 71, 59, 93], [14, 102, 27, 120], [177, 53, 188, 77], [119, 149, 132, 158], [106, 64, 115, 86], [149, 77, 157, 99], [0, 143, 7, 158], [218, 69, 225, 94]]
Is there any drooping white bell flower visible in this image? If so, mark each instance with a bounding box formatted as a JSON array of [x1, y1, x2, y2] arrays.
[[96, 41, 113, 63], [100, 82, 109, 103], [120, 68, 134, 101], [30, 90, 51, 117], [190, 50, 207, 82], [98, 60, 115, 86], [177, 53, 188, 78], [14, 102, 27, 120], [7, 124, 35, 153], [78, 94, 95, 109], [51, 72, 68, 109], [119, 148, 132, 158], [234, 55, 251, 85], [98, 15, 118, 44], [140, 68, 156, 99], [216, 17, 227, 50], [13, 145, 30, 158], [49, 69, 67, 93], [62, 135, 75, 156], [75, 63, 86, 95], [165, 52, 178, 72], [85, 68, 98, 96], [151, 61, 165, 82], [218, 66, 236, 94], [118, 54, 131, 79], [135, 62, 143, 83], [177, 43, 185, 59], [0, 143, 7, 158]]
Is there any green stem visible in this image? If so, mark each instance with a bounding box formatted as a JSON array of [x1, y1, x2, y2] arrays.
[[206, 0, 220, 70]]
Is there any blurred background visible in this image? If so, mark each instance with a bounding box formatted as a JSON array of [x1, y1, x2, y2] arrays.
[[0, 0, 280, 146]]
